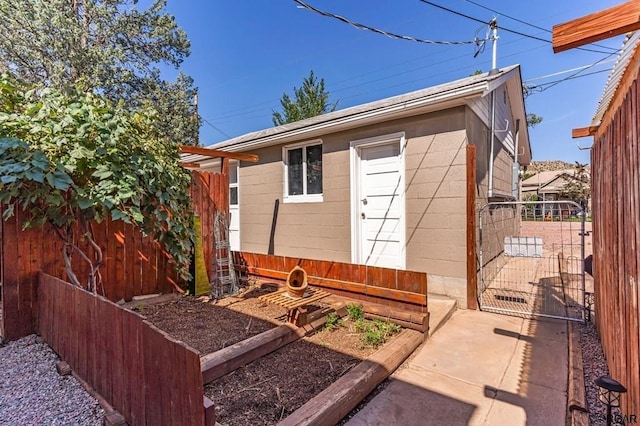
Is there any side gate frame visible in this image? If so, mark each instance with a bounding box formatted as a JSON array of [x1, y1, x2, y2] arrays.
[[477, 200, 587, 321]]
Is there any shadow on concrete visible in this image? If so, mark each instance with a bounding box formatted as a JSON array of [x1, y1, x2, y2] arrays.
[[487, 315, 568, 426], [346, 378, 477, 426]]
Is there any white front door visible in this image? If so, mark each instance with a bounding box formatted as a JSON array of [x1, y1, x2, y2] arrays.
[[351, 134, 405, 269], [228, 161, 240, 251]]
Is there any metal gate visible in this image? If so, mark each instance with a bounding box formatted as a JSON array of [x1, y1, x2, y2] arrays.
[[478, 201, 587, 321]]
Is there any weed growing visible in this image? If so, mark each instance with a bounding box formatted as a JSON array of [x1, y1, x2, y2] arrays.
[[346, 303, 364, 321], [324, 312, 342, 331]]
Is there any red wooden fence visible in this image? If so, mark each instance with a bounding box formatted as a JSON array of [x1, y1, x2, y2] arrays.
[[1, 170, 226, 341], [191, 170, 229, 282], [232, 251, 428, 314], [592, 78, 640, 415], [37, 273, 212, 425]]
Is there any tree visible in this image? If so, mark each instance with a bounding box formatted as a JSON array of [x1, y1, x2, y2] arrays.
[[0, 74, 194, 292], [559, 162, 590, 210], [526, 113, 543, 128], [272, 70, 338, 126], [0, 0, 200, 145]]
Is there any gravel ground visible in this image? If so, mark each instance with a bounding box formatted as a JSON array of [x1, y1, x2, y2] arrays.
[[579, 320, 623, 426], [0, 335, 104, 426]]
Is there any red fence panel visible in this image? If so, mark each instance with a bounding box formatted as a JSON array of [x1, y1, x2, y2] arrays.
[[592, 78, 640, 416], [1, 170, 226, 341], [37, 273, 209, 425]]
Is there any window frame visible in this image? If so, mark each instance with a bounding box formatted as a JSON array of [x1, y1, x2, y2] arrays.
[[282, 139, 324, 203], [229, 160, 239, 206]]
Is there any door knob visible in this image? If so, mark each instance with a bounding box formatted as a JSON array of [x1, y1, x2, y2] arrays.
[[361, 212, 366, 219], [361, 198, 368, 205]]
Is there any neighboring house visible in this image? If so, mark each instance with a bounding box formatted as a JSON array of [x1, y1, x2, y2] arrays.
[[521, 169, 576, 201], [521, 169, 590, 214], [185, 64, 532, 308]]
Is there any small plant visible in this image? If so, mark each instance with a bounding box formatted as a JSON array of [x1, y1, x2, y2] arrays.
[[346, 303, 364, 321], [358, 319, 401, 348], [324, 312, 342, 331], [353, 318, 369, 333]]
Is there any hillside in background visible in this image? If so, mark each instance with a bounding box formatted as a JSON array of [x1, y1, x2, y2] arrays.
[[526, 160, 590, 174]]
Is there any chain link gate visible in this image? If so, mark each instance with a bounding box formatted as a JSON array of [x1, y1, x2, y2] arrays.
[[478, 200, 586, 321]]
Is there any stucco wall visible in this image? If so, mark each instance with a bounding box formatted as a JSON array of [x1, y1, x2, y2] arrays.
[[238, 107, 470, 305], [240, 142, 351, 261], [404, 111, 468, 306]]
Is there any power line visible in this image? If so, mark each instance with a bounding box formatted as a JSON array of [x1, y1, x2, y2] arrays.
[[416, 0, 617, 55], [204, 39, 547, 124], [534, 69, 610, 87], [526, 52, 615, 95], [202, 118, 231, 138], [293, 0, 481, 45], [524, 69, 609, 97], [535, 52, 616, 93], [205, 42, 550, 125], [524, 59, 617, 83], [463, 0, 618, 53]]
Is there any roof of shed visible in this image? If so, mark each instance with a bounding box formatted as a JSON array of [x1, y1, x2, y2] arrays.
[[182, 64, 530, 165]]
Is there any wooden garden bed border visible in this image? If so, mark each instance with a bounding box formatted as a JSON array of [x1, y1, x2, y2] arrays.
[[278, 329, 424, 426], [201, 307, 334, 384], [199, 304, 424, 425]]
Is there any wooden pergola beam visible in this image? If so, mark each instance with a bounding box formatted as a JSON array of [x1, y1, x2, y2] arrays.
[[552, 1, 640, 53], [179, 146, 259, 163], [572, 125, 600, 138], [179, 161, 201, 168]]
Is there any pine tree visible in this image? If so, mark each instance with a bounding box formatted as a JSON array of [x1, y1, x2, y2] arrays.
[[272, 70, 338, 126]]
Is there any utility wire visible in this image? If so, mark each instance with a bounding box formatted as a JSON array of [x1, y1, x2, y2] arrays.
[[534, 69, 610, 87], [205, 31, 537, 122], [527, 53, 616, 94], [524, 69, 610, 97], [524, 59, 617, 83], [463, 0, 618, 53], [417, 0, 617, 55], [202, 118, 231, 138], [293, 0, 480, 45]]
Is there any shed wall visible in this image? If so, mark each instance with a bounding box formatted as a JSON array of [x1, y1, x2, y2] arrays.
[[238, 108, 469, 305]]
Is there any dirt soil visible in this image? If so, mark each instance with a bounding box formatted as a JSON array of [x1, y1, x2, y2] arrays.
[[136, 284, 392, 426], [136, 286, 285, 355]]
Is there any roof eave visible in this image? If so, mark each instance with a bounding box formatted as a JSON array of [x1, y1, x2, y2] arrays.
[[220, 83, 488, 153]]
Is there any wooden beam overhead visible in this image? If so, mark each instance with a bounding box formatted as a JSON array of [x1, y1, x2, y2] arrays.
[[179, 162, 200, 168], [552, 1, 640, 53], [572, 125, 600, 138], [179, 146, 259, 163]]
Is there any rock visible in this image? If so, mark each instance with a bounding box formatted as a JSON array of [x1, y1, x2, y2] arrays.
[[56, 361, 72, 376]]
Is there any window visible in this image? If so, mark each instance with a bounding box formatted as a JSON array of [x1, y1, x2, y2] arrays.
[[283, 141, 323, 202], [229, 160, 238, 205]]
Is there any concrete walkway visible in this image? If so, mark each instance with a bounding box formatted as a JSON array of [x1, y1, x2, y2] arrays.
[[347, 310, 568, 426]]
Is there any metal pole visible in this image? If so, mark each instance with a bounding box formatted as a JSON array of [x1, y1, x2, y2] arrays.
[[490, 19, 498, 72]]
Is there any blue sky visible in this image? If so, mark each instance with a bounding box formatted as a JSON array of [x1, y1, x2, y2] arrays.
[[159, 0, 623, 164]]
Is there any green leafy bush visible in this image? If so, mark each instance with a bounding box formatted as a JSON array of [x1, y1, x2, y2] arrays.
[[0, 74, 195, 291]]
